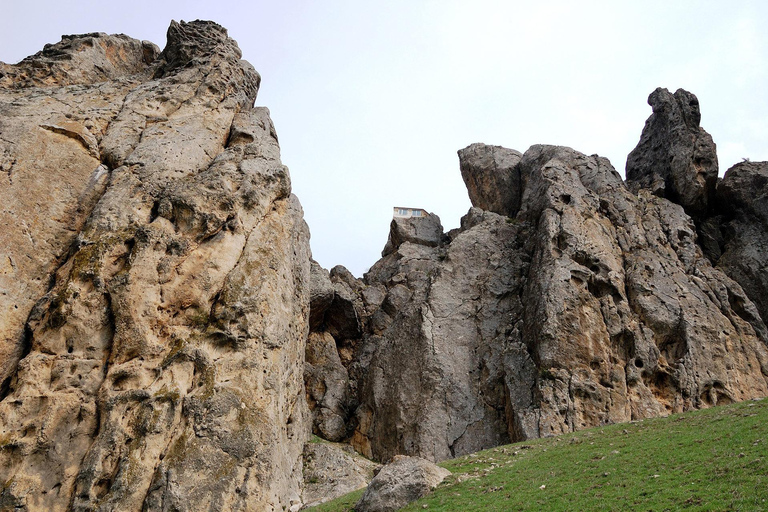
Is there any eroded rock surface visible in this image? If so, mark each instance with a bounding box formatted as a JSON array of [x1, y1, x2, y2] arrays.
[[3, 28, 767, 510], [309, 139, 768, 465], [0, 21, 309, 512], [381, 212, 444, 257], [626, 87, 718, 218], [458, 142, 523, 216], [301, 442, 380, 508], [703, 161, 768, 330], [354, 455, 450, 512]]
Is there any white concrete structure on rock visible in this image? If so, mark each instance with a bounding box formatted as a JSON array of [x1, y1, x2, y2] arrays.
[[393, 207, 427, 219]]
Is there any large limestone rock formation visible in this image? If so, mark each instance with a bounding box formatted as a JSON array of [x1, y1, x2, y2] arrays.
[[306, 93, 768, 465], [0, 21, 309, 511], [2, 21, 767, 509]]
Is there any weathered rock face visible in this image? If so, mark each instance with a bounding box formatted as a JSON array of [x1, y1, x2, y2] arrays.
[[0, 34, 161, 398], [0, 21, 309, 512], [702, 161, 768, 331], [3, 26, 767, 510], [310, 109, 768, 464], [354, 455, 450, 512], [458, 143, 523, 217], [626, 87, 718, 218], [301, 441, 380, 508], [381, 212, 444, 257], [0, 33, 159, 89]]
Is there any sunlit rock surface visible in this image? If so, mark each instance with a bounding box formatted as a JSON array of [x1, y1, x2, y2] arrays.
[[0, 21, 309, 511]]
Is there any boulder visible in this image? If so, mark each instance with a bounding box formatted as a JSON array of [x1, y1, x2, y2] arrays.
[[626, 87, 718, 218], [310, 260, 336, 331], [354, 456, 451, 512], [458, 142, 523, 216], [708, 161, 768, 330], [302, 441, 380, 507], [305, 332, 353, 441]]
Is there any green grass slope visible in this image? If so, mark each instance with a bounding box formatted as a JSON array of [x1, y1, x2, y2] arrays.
[[311, 398, 768, 511]]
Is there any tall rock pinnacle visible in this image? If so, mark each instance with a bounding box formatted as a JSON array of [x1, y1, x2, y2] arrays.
[[626, 87, 718, 219]]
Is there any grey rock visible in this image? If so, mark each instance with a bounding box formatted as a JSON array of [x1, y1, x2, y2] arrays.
[[330, 264, 363, 292], [326, 280, 362, 341], [708, 161, 768, 332], [347, 142, 768, 464], [381, 212, 443, 257], [626, 87, 718, 218], [0, 20, 309, 511], [310, 260, 335, 331], [305, 332, 352, 441], [302, 442, 380, 508], [458, 143, 523, 216], [354, 456, 450, 512]]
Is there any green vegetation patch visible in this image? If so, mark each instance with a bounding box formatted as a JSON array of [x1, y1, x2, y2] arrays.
[[312, 398, 768, 511], [311, 489, 365, 512]]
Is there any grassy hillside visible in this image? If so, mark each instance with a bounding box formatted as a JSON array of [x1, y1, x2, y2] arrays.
[[310, 398, 768, 511]]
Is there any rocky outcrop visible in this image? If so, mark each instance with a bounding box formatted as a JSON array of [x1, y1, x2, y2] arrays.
[[381, 212, 444, 257], [458, 143, 523, 216], [701, 161, 768, 331], [354, 455, 450, 512], [307, 94, 768, 465], [0, 21, 309, 511], [3, 23, 767, 510], [626, 87, 718, 218], [0, 33, 159, 89]]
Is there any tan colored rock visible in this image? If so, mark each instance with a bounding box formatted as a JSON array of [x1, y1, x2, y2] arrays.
[[0, 34, 154, 395], [0, 32, 159, 88], [0, 20, 309, 512]]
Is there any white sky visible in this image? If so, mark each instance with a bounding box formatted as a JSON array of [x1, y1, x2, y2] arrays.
[[2, 1, 767, 276]]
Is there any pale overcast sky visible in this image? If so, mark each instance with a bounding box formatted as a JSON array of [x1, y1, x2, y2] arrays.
[[2, 1, 766, 276]]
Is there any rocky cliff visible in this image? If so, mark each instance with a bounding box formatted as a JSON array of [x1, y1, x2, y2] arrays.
[[1, 21, 309, 511], [306, 90, 768, 464], [1, 20, 767, 511]]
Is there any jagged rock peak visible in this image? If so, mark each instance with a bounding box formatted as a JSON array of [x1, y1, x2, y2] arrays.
[[0, 32, 160, 88], [316, 139, 768, 465], [158, 21, 242, 74], [155, 20, 261, 106], [626, 87, 718, 218]]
